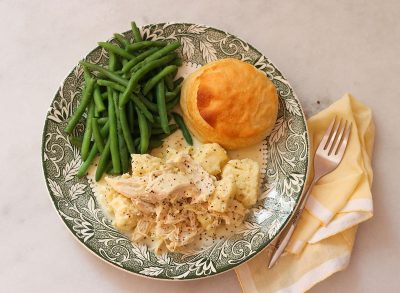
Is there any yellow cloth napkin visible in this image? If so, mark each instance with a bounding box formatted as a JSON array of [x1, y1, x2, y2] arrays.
[[235, 94, 375, 293]]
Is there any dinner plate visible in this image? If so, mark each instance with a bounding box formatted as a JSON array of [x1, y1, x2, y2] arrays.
[[42, 23, 309, 280]]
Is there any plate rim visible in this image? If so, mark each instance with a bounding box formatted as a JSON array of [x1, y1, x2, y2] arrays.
[[41, 22, 310, 280]]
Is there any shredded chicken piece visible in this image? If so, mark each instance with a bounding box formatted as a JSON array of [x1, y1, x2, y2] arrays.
[[166, 153, 215, 203], [165, 216, 199, 252], [132, 219, 153, 241], [103, 143, 258, 254], [105, 153, 214, 205], [131, 199, 156, 215], [145, 173, 193, 200], [105, 176, 148, 198]]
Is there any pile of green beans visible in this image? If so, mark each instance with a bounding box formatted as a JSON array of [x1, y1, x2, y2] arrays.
[[65, 21, 193, 181]]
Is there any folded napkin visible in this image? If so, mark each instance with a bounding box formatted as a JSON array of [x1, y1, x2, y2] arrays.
[[235, 94, 375, 293]]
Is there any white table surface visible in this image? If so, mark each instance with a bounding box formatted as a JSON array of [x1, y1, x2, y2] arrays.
[[1, 0, 399, 292]]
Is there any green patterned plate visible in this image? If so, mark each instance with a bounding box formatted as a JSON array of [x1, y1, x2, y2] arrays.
[[42, 23, 309, 280]]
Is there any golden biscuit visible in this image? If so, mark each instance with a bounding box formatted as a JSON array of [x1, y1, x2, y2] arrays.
[[180, 58, 278, 149]]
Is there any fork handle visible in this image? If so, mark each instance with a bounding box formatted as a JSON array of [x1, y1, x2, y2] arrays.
[[267, 180, 316, 269]]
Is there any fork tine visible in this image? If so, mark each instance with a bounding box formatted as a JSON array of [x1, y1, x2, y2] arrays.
[[317, 116, 336, 151], [325, 118, 342, 153], [332, 120, 347, 155], [335, 122, 352, 158]]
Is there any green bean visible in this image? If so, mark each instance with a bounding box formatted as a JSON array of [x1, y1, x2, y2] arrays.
[[119, 54, 177, 106], [108, 51, 118, 71], [120, 139, 130, 172], [134, 85, 141, 94], [151, 133, 171, 140], [97, 79, 126, 92], [128, 101, 135, 131], [65, 77, 95, 134], [156, 80, 170, 134], [83, 66, 91, 81], [130, 94, 154, 122], [136, 107, 150, 154], [108, 88, 121, 174], [81, 102, 94, 160], [118, 96, 135, 154], [143, 65, 177, 95], [172, 112, 193, 145], [121, 47, 158, 73], [127, 41, 167, 52], [130, 42, 180, 72], [113, 33, 130, 48], [98, 42, 134, 60], [174, 77, 184, 87], [166, 95, 180, 111], [165, 92, 177, 102], [173, 83, 182, 93], [101, 120, 110, 135], [105, 160, 113, 173], [107, 168, 122, 176], [147, 91, 155, 102], [94, 106, 100, 118], [166, 84, 182, 102], [95, 138, 111, 181], [171, 58, 183, 66], [140, 94, 158, 112], [153, 114, 172, 128], [98, 79, 140, 93], [80, 61, 129, 87], [70, 136, 83, 148], [93, 85, 106, 113], [152, 124, 177, 134], [131, 21, 143, 42], [113, 92, 130, 173], [97, 117, 108, 124], [164, 73, 175, 91], [134, 137, 140, 147], [92, 118, 105, 152], [77, 122, 110, 178], [149, 139, 164, 149], [153, 132, 172, 140], [77, 145, 97, 178], [152, 117, 161, 127], [148, 122, 153, 137]]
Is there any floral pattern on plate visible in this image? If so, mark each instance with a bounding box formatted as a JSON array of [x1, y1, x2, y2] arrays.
[[42, 23, 309, 279]]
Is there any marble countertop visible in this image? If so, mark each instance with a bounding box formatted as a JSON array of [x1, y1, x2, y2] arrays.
[[1, 0, 399, 292]]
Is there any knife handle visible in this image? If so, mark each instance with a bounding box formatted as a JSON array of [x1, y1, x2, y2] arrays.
[[267, 180, 316, 269], [268, 224, 296, 268]]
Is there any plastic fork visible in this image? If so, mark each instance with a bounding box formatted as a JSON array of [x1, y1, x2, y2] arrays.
[[268, 117, 352, 269]]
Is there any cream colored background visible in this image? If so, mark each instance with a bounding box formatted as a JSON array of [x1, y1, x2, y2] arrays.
[[1, 0, 399, 292]]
